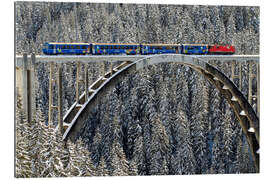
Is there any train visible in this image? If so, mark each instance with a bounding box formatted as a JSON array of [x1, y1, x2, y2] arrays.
[[42, 42, 235, 55]]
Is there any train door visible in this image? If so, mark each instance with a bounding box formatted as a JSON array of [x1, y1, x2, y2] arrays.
[[176, 46, 179, 54], [53, 45, 57, 55]]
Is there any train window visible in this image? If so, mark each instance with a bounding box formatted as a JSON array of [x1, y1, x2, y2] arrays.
[[49, 45, 54, 49], [82, 45, 86, 49]]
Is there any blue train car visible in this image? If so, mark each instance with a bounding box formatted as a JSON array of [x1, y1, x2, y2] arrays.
[[141, 44, 179, 55], [181, 44, 208, 54], [42, 42, 91, 55], [92, 43, 140, 55]]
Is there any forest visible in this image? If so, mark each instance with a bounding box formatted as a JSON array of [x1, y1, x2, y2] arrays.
[[15, 2, 259, 177]]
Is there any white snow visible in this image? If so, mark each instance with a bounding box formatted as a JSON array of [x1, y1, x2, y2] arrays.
[[248, 127, 255, 133], [222, 85, 229, 90], [231, 96, 237, 101], [240, 110, 246, 116]]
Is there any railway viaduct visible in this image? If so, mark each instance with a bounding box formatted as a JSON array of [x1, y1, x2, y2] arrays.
[[15, 54, 260, 172]]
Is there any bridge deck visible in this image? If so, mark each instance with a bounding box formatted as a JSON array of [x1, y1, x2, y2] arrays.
[[15, 54, 259, 67]]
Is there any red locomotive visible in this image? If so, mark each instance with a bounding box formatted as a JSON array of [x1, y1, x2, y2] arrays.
[[208, 45, 235, 55]]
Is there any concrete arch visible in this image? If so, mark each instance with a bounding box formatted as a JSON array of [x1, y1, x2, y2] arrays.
[[62, 54, 259, 172]]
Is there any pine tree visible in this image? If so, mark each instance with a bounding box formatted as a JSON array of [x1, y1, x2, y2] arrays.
[[211, 135, 226, 174], [110, 138, 129, 176], [75, 138, 96, 176], [15, 107, 33, 177], [66, 140, 82, 176], [91, 127, 102, 166], [189, 74, 209, 174], [96, 156, 109, 176], [171, 107, 196, 175], [223, 106, 236, 173], [149, 114, 169, 175], [130, 134, 145, 175]]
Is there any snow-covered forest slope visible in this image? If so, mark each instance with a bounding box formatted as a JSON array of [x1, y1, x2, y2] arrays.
[[15, 2, 259, 177]]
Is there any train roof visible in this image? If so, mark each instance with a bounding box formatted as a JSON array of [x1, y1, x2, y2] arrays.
[[182, 44, 209, 46], [141, 43, 179, 46], [45, 42, 90, 45], [92, 43, 140, 46]]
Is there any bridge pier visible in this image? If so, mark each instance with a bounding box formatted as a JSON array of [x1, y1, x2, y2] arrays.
[[76, 62, 81, 103], [257, 63, 260, 117], [48, 62, 54, 128], [21, 53, 36, 124], [57, 65, 63, 135], [48, 62, 63, 133], [110, 61, 113, 76], [231, 61, 242, 91], [85, 63, 88, 102], [247, 61, 259, 115]]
